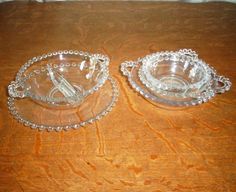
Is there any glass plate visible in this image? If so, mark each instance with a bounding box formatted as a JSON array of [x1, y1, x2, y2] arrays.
[[8, 77, 119, 131]]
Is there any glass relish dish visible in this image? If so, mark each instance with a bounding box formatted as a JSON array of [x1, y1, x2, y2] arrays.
[[7, 50, 119, 131], [121, 49, 231, 106], [8, 50, 110, 108]]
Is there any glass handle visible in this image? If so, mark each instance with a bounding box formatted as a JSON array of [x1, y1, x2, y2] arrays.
[[194, 75, 231, 104], [8, 81, 26, 98], [212, 75, 232, 94], [120, 61, 136, 76]]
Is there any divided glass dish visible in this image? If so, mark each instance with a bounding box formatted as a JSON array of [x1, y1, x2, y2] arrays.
[[7, 50, 119, 131], [121, 49, 231, 106], [8, 50, 109, 108]]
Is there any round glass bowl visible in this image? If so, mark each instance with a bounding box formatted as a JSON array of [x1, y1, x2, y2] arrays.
[[8, 50, 110, 109], [139, 49, 212, 98], [121, 49, 231, 106]]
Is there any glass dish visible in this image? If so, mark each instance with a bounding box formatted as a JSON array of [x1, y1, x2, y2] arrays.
[[139, 49, 212, 98], [121, 49, 231, 106], [8, 77, 119, 131], [8, 50, 110, 109]]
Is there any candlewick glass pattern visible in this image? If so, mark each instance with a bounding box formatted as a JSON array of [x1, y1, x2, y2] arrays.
[[8, 50, 110, 108], [121, 49, 231, 106], [7, 50, 119, 131]]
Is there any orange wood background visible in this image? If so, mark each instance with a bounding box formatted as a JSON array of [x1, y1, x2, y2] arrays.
[[0, 1, 236, 192]]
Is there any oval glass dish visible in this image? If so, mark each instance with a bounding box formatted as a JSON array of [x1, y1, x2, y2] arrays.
[[7, 50, 119, 131], [121, 49, 231, 107], [8, 50, 109, 109]]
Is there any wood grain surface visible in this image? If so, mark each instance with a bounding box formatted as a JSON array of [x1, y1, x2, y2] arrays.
[[0, 1, 236, 192]]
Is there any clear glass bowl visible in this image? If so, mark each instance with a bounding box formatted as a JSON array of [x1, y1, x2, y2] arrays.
[[121, 49, 231, 106], [8, 50, 109, 109], [139, 49, 212, 98]]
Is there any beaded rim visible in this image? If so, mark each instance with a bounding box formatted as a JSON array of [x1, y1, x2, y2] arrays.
[[10, 50, 110, 104], [7, 77, 119, 131]]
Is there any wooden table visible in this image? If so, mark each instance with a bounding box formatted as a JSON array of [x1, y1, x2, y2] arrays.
[[0, 1, 236, 192]]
